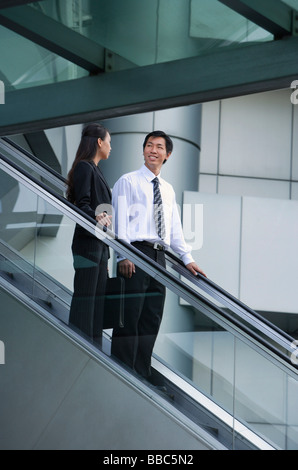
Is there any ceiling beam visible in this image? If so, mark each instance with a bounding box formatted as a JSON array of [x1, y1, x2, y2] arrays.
[[1, 36, 298, 136], [219, 0, 293, 37], [0, 0, 41, 9], [0, 5, 105, 73]]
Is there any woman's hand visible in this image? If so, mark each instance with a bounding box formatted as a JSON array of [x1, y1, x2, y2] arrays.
[[96, 211, 112, 227]]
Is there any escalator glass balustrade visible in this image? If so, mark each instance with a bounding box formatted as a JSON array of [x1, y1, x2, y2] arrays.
[[0, 149, 298, 450]]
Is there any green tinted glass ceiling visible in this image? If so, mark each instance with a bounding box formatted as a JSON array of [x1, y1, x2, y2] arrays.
[[282, 0, 298, 8], [1, 0, 294, 92], [0, 0, 297, 135], [26, 0, 273, 68], [0, 24, 88, 91]]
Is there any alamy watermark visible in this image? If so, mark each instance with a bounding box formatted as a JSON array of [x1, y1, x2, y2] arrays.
[[0, 340, 5, 365], [290, 80, 298, 105], [95, 201, 204, 250], [0, 80, 4, 105]]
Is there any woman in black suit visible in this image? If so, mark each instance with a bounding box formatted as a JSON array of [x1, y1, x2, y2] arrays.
[[67, 123, 112, 346]]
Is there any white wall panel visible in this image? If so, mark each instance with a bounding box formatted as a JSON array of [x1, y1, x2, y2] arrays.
[[240, 197, 298, 313], [219, 90, 292, 179], [218, 176, 290, 199], [291, 182, 298, 200], [200, 101, 220, 174], [199, 174, 217, 193], [183, 191, 241, 298], [292, 102, 298, 180], [165, 138, 199, 202], [184, 191, 298, 314]]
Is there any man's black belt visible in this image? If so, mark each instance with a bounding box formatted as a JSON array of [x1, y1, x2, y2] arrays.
[[132, 241, 166, 251]]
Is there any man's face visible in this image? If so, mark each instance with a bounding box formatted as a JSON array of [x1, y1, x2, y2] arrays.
[[143, 136, 171, 174]]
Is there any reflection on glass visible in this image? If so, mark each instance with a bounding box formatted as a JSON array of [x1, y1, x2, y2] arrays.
[[281, 0, 298, 9], [28, 0, 273, 69], [155, 297, 298, 449], [1, 0, 275, 91], [0, 172, 37, 296], [34, 197, 74, 291], [0, 25, 88, 92]]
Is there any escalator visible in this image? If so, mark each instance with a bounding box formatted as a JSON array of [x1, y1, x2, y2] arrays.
[[1, 137, 298, 450]]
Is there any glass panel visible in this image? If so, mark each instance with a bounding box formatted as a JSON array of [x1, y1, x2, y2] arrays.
[[1, 159, 298, 450], [235, 340, 298, 450], [32, 196, 75, 325], [0, 138, 66, 195], [27, 0, 273, 69], [34, 197, 74, 292], [0, 0, 274, 92], [0, 164, 75, 320], [155, 312, 298, 450], [0, 24, 88, 92], [0, 169, 37, 297], [282, 0, 298, 9], [162, 252, 293, 360]]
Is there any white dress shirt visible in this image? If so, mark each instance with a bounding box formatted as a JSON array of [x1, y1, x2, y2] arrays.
[[112, 164, 194, 265]]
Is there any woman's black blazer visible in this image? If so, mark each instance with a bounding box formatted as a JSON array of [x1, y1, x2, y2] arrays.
[[72, 160, 112, 239]]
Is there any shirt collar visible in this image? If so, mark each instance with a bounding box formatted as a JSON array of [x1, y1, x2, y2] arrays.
[[141, 164, 162, 183]]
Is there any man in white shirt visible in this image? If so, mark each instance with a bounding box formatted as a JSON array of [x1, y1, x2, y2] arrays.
[[111, 130, 206, 383]]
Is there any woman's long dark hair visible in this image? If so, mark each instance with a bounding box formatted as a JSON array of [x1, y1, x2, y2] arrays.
[[67, 123, 109, 203]]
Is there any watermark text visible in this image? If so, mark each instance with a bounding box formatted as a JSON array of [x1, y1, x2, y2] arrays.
[[0, 80, 4, 104], [95, 201, 204, 250], [0, 340, 5, 365], [290, 80, 298, 105]]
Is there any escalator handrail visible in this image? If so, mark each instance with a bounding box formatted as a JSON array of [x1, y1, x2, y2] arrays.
[[0, 151, 297, 371], [0, 136, 66, 184]]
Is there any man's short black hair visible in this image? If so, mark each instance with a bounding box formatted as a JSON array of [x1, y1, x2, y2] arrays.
[[143, 130, 173, 155]]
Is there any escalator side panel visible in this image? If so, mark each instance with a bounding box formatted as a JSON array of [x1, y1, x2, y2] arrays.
[[0, 287, 224, 450]]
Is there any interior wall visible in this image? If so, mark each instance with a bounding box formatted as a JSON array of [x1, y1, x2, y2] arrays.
[[199, 88, 297, 200], [196, 88, 298, 314]]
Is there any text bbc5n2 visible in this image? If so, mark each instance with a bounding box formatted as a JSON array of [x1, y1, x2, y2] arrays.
[[146, 454, 194, 465]]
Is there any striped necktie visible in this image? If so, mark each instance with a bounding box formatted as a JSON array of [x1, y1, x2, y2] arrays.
[[152, 177, 166, 240]]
